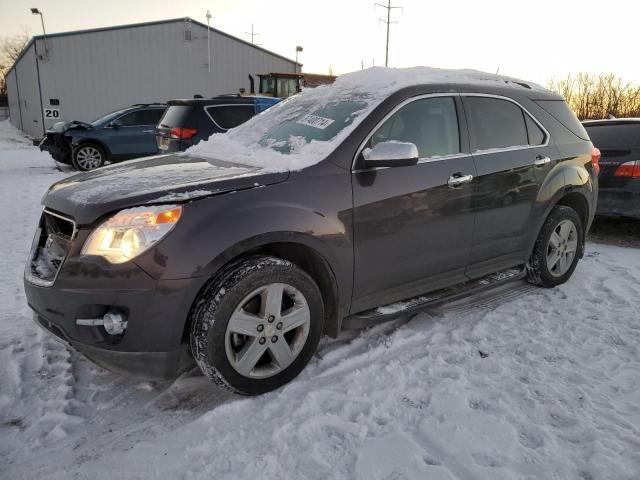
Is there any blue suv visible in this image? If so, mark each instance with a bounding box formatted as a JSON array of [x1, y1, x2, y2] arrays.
[[40, 103, 166, 171]]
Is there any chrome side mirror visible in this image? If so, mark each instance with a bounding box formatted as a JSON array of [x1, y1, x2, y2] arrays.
[[362, 141, 419, 168]]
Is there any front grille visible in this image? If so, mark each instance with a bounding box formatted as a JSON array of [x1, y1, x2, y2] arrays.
[[26, 210, 76, 287]]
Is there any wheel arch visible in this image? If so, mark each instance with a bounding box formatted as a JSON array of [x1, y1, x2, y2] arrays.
[[181, 234, 344, 345], [72, 137, 112, 160], [528, 187, 592, 259]]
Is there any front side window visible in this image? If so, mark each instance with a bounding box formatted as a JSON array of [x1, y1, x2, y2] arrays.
[[369, 96, 460, 158], [466, 97, 528, 151], [117, 110, 144, 126], [207, 106, 255, 130]]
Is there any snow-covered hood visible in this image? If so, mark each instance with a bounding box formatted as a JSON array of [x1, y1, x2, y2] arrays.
[[43, 154, 289, 224]]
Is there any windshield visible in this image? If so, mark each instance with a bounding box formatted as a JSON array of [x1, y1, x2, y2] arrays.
[[259, 100, 367, 154], [187, 86, 376, 172], [90, 108, 129, 126]]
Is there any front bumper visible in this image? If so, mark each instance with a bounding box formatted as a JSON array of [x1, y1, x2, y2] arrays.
[[33, 313, 194, 380], [25, 263, 206, 380], [597, 185, 640, 219], [39, 135, 71, 163]]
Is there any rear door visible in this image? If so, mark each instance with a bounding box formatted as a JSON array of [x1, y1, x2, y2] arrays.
[[351, 95, 477, 312], [462, 95, 554, 277]]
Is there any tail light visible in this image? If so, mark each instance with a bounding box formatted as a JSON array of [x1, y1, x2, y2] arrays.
[[591, 147, 601, 175], [169, 127, 197, 140], [614, 160, 640, 178]]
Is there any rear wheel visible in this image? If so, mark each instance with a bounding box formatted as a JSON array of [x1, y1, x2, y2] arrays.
[[72, 143, 105, 171], [189, 256, 324, 395], [527, 205, 583, 287]]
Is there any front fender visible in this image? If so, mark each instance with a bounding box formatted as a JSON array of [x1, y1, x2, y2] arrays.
[[133, 164, 354, 316], [69, 133, 112, 158]]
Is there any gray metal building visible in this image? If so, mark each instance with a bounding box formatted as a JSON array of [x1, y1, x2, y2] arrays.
[[6, 18, 298, 139]]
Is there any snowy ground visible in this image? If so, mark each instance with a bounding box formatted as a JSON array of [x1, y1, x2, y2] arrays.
[[1, 120, 639, 480]]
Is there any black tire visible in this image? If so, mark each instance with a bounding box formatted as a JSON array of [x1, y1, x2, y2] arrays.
[[526, 205, 584, 288], [189, 256, 324, 395], [71, 143, 106, 171]]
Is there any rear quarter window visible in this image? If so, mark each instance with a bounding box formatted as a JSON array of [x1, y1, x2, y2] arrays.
[[583, 124, 640, 148], [206, 105, 255, 130], [535, 100, 589, 140], [159, 105, 194, 127]]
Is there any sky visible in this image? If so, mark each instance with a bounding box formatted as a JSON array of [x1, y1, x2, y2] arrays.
[[2, 0, 640, 86]]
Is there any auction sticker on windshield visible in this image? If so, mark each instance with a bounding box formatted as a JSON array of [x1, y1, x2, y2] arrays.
[[296, 114, 335, 130]]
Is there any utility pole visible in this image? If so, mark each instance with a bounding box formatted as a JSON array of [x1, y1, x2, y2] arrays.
[[375, 0, 402, 67], [245, 24, 261, 45], [30, 8, 49, 58], [295, 46, 303, 73], [206, 10, 212, 72]]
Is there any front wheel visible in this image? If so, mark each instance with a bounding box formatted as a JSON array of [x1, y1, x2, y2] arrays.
[[527, 205, 584, 287], [71, 143, 105, 171], [189, 256, 324, 395]]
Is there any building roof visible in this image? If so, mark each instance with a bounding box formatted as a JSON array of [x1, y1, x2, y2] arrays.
[[6, 17, 300, 75]]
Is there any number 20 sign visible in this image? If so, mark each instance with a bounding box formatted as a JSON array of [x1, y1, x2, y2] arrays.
[[44, 108, 60, 119]]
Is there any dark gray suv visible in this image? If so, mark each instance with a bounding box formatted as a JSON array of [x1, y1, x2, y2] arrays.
[[24, 68, 598, 395]]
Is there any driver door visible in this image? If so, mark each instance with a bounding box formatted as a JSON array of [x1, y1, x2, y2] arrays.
[[350, 95, 477, 313]]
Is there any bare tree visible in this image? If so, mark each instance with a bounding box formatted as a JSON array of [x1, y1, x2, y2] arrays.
[[548, 73, 640, 120], [0, 31, 30, 103]]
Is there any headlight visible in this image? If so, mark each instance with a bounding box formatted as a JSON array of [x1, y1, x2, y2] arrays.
[[81, 205, 182, 264]]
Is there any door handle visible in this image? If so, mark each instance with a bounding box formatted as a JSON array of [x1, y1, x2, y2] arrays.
[[447, 173, 474, 187], [142, 130, 155, 134], [533, 156, 551, 167]]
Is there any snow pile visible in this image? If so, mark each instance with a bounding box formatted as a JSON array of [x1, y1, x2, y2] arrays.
[[188, 66, 549, 172], [0, 119, 36, 150]]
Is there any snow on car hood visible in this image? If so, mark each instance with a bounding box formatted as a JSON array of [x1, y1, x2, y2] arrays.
[[188, 66, 549, 172], [43, 154, 289, 224]]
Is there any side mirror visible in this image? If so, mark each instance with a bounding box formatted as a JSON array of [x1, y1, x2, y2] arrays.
[[362, 141, 419, 168], [109, 119, 122, 129]]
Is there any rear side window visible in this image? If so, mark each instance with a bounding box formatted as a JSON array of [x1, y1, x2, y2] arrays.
[[370, 96, 460, 158], [584, 124, 640, 148], [207, 106, 255, 130], [465, 97, 528, 150], [535, 100, 589, 140], [159, 105, 194, 128]]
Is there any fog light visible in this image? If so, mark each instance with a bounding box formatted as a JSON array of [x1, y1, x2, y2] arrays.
[[103, 312, 127, 335], [76, 311, 128, 335]]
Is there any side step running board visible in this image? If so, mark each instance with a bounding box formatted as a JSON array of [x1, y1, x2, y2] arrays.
[[342, 267, 526, 329]]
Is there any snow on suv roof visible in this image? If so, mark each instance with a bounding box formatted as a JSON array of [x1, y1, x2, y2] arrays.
[[187, 66, 551, 172], [327, 66, 547, 96]]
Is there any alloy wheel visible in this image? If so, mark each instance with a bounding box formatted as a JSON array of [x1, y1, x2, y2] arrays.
[[224, 283, 311, 379], [546, 219, 578, 277], [75, 146, 103, 170]]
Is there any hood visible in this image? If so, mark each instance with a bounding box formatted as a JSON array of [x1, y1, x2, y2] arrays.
[[43, 154, 290, 224], [47, 120, 93, 134]]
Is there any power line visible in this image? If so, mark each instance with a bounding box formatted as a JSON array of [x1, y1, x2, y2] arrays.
[[375, 0, 402, 67], [245, 24, 261, 46]]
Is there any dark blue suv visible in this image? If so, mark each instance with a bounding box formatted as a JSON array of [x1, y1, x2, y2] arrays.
[[40, 104, 166, 171], [156, 95, 280, 153]]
